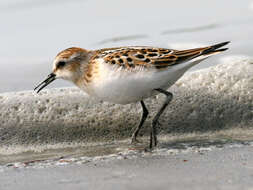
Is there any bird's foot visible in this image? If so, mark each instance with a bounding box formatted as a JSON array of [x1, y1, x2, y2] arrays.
[[131, 136, 142, 144]]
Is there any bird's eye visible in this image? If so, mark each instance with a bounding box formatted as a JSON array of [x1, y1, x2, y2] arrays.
[[57, 61, 66, 68]]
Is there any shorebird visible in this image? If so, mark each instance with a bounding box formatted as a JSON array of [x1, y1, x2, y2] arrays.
[[34, 41, 230, 149]]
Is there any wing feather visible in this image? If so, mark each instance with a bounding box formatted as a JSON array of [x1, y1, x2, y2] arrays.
[[90, 42, 229, 70]]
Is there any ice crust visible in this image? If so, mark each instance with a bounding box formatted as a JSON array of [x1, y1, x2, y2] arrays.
[[0, 56, 253, 146]]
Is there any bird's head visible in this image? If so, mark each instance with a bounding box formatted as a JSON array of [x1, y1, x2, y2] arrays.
[[34, 47, 91, 93]]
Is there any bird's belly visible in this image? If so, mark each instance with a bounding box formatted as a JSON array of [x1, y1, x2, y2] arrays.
[[85, 68, 185, 104], [90, 81, 155, 104]]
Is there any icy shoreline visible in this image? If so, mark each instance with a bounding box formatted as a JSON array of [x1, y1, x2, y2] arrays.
[[0, 57, 253, 152]]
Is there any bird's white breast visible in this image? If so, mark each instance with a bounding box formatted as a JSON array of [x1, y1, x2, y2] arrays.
[[80, 59, 189, 104]]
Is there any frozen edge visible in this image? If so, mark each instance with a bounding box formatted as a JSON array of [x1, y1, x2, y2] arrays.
[[0, 56, 253, 150]]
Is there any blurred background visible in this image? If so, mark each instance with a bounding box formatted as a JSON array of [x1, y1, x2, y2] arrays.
[[0, 0, 252, 92]]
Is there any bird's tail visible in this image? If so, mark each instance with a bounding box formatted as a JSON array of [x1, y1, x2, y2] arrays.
[[150, 41, 230, 69], [173, 41, 230, 69], [200, 41, 230, 56]]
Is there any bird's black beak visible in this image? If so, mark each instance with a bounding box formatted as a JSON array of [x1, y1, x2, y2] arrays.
[[34, 73, 56, 93]]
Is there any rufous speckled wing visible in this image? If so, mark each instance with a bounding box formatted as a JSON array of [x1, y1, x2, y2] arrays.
[[91, 42, 229, 70]]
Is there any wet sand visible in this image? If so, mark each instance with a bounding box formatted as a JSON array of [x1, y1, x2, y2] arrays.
[[1, 144, 253, 190]]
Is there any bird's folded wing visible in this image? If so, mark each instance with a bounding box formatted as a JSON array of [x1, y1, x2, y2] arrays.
[[91, 42, 229, 70]]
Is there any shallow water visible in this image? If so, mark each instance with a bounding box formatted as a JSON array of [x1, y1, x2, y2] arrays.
[[0, 0, 253, 92]]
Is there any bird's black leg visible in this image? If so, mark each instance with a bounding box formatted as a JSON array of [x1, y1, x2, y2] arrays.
[[150, 89, 173, 149], [131, 100, 149, 144]]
